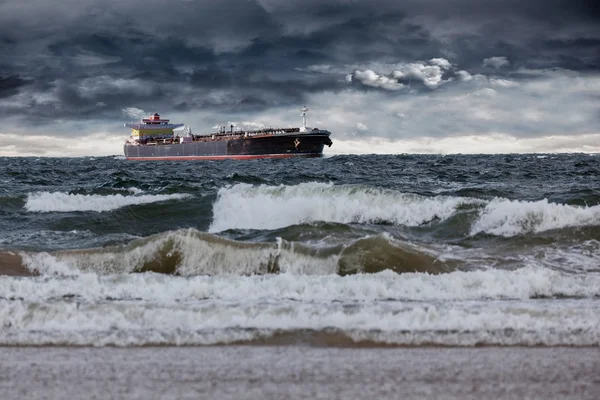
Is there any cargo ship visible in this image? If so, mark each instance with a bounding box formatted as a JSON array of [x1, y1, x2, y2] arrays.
[[123, 107, 332, 160]]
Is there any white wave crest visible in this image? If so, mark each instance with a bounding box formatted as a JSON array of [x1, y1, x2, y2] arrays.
[[471, 198, 600, 237], [209, 182, 482, 231], [0, 297, 598, 346], [4, 266, 599, 303], [18, 229, 340, 276], [24, 191, 190, 212], [127, 187, 144, 195], [2, 266, 599, 346]]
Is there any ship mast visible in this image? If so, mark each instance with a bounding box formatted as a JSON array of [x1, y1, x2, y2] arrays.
[[301, 106, 308, 132]]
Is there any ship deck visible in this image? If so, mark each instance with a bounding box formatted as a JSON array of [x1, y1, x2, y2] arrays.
[[132, 128, 327, 147]]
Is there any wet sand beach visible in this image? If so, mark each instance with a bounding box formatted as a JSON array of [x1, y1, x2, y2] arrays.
[[1, 346, 598, 400]]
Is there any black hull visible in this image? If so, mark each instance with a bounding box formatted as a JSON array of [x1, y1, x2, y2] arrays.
[[124, 133, 332, 160]]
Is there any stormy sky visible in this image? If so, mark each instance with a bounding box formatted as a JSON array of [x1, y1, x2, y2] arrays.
[[0, 0, 599, 156]]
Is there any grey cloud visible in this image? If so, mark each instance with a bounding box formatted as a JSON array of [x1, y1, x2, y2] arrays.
[[483, 57, 510, 69], [346, 58, 461, 91], [0, 76, 30, 98], [350, 70, 405, 91], [0, 0, 597, 147]]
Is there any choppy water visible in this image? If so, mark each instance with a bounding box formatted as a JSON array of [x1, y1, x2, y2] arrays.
[[1, 153, 600, 346]]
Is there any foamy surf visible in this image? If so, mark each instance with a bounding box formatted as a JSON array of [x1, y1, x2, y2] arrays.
[[0, 297, 598, 346], [8, 227, 600, 278], [209, 182, 600, 237], [1, 266, 598, 303], [471, 198, 600, 236], [209, 182, 484, 232], [24, 191, 191, 212], [10, 229, 451, 276], [1, 262, 599, 346]]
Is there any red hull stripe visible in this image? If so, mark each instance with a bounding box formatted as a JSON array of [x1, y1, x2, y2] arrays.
[[125, 153, 322, 161]]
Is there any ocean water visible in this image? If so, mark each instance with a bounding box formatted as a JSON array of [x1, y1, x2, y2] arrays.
[[1, 153, 600, 347]]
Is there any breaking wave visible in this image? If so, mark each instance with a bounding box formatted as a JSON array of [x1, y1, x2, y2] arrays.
[[209, 182, 483, 232], [209, 183, 600, 237], [0, 288, 598, 346], [1, 255, 599, 346], [5, 229, 453, 276], [24, 191, 191, 212], [1, 264, 599, 303], [471, 198, 600, 237]]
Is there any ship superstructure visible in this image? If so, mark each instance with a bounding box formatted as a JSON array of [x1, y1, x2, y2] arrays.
[[124, 113, 185, 144]]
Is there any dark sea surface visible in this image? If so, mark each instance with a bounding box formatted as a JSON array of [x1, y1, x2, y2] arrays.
[[1, 153, 600, 347]]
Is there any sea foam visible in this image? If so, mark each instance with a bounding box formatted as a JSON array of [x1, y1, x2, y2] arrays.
[[5, 264, 600, 302], [209, 182, 600, 237], [471, 198, 600, 236], [5, 247, 600, 346], [25, 191, 190, 212], [209, 182, 482, 232], [0, 288, 598, 346]]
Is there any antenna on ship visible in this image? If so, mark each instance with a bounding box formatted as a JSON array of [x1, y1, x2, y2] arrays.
[[301, 106, 308, 132]]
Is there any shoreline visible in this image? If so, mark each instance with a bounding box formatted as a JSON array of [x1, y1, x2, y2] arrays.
[[1, 346, 598, 399]]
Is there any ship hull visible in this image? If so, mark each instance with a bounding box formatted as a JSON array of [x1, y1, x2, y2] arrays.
[[124, 133, 332, 160]]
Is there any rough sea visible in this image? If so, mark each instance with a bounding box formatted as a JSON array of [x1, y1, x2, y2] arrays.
[[1, 153, 600, 349]]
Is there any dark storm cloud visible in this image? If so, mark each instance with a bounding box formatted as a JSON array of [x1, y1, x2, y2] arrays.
[[0, 76, 30, 98], [0, 0, 598, 127]]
